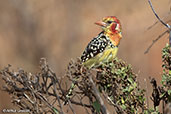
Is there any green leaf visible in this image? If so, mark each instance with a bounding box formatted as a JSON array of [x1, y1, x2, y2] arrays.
[[143, 110, 149, 114], [133, 82, 137, 88], [160, 92, 166, 99], [121, 104, 126, 110], [52, 107, 59, 114], [162, 75, 167, 84], [107, 83, 112, 87], [121, 97, 125, 104], [168, 90, 171, 95], [128, 86, 134, 92], [169, 70, 171, 75], [122, 86, 129, 92], [128, 78, 134, 84], [92, 100, 101, 113]]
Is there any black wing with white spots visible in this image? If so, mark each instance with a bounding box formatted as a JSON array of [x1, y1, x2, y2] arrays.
[[81, 32, 113, 62]]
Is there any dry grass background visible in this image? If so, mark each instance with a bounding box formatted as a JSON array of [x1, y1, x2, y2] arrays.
[[0, 0, 170, 113]]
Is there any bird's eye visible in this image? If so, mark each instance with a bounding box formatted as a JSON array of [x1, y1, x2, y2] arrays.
[[107, 20, 113, 24]]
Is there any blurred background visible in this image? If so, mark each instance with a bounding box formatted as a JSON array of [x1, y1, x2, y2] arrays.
[[0, 0, 170, 113]]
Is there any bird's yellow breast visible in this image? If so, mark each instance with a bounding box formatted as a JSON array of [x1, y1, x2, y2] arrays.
[[83, 46, 118, 68]]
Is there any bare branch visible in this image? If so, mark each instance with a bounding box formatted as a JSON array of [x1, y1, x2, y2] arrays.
[[148, 0, 170, 29], [146, 12, 171, 31], [88, 72, 110, 114], [144, 30, 169, 54], [148, 0, 171, 46], [0, 57, 149, 113]]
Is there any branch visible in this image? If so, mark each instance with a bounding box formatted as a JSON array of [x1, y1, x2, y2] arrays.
[[148, 0, 171, 46], [88, 72, 110, 114], [148, 0, 170, 29], [146, 12, 171, 31], [144, 30, 169, 54], [102, 92, 126, 114]]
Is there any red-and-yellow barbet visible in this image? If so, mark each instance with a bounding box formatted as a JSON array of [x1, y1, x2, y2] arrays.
[[81, 16, 122, 68], [65, 16, 122, 103]]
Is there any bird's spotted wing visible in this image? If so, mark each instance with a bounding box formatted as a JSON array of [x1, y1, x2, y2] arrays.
[[81, 32, 110, 62]]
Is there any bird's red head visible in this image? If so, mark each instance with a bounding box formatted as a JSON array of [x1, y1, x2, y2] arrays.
[[95, 16, 122, 46]]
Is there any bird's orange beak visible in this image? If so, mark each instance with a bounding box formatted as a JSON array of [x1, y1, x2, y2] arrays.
[[95, 21, 106, 27]]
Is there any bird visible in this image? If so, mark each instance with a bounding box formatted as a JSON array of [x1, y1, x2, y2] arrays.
[[64, 16, 122, 104], [81, 16, 122, 68]]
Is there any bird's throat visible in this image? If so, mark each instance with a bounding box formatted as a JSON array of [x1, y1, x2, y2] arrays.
[[104, 32, 122, 46]]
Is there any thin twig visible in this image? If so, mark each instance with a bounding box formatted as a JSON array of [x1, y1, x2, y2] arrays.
[[76, 95, 90, 114], [49, 68, 64, 114], [88, 72, 110, 114], [146, 12, 171, 31], [59, 96, 92, 108], [148, 0, 170, 29], [37, 92, 61, 113], [102, 92, 126, 114], [53, 82, 64, 114], [148, 0, 171, 46], [67, 100, 76, 114], [144, 30, 169, 54], [23, 93, 35, 104]]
